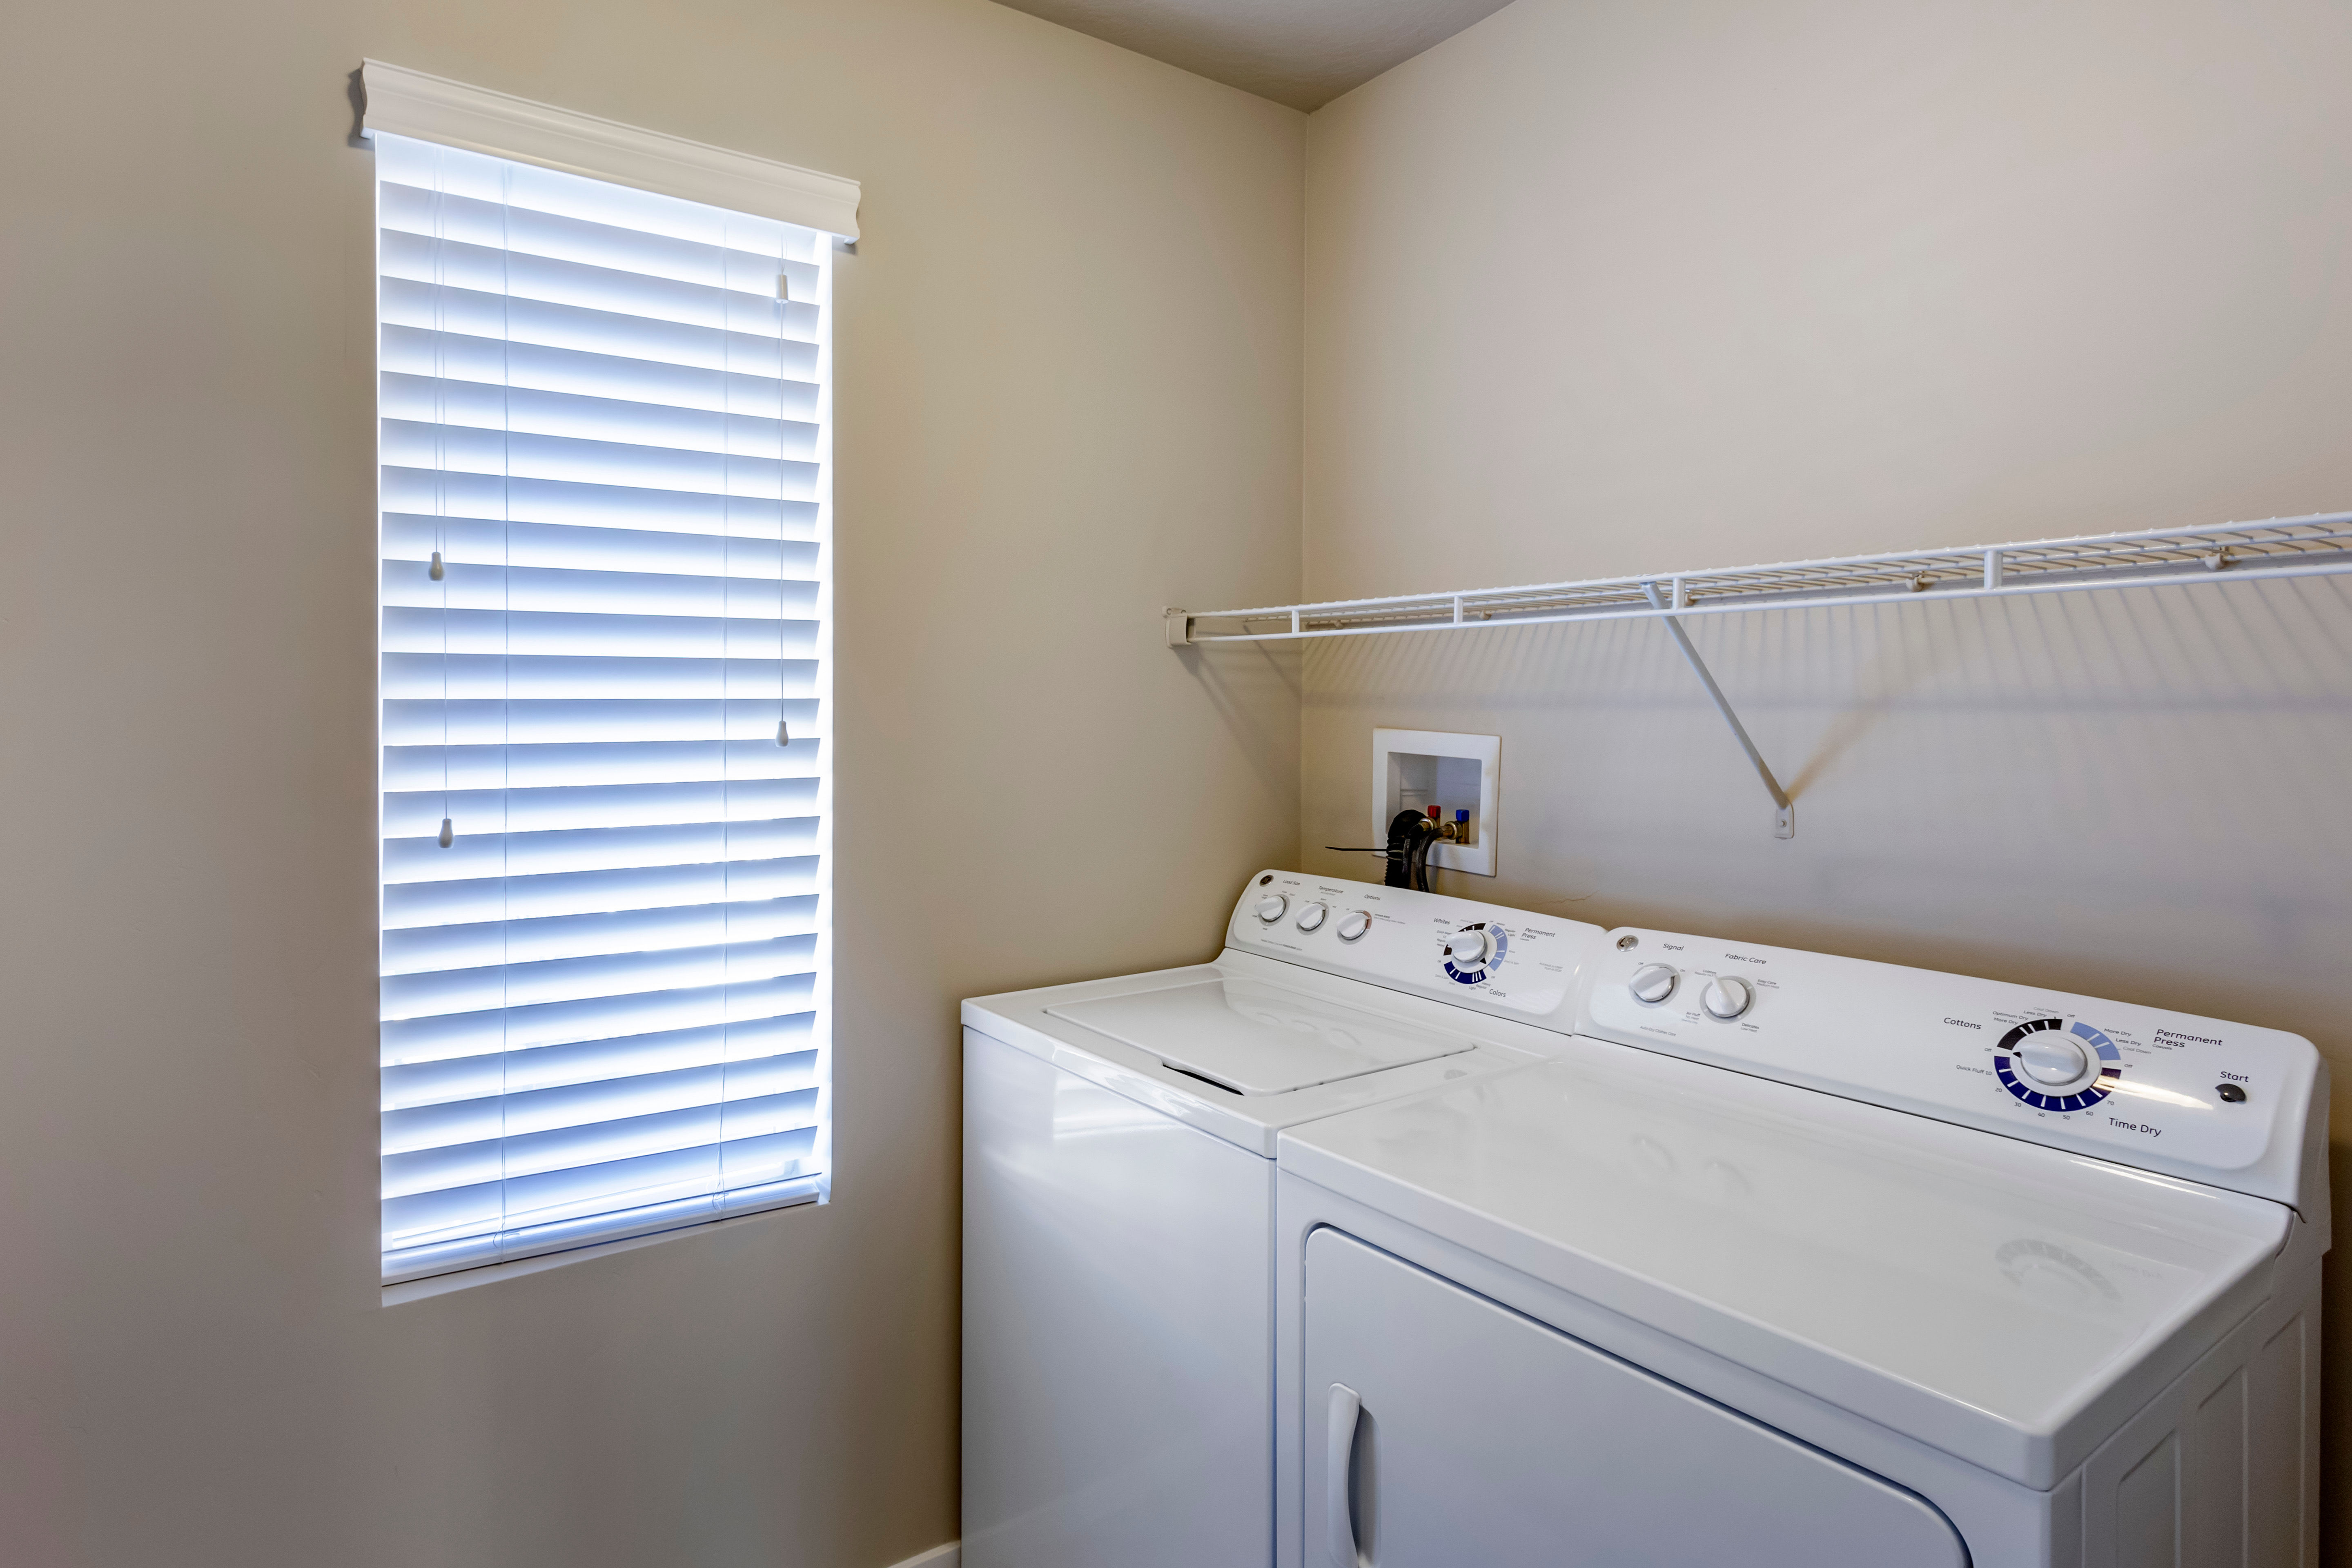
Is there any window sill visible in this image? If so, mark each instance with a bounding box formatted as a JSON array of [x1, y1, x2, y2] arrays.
[[382, 1182, 824, 1306]]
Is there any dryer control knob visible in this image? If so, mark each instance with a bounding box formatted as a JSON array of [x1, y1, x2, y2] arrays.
[[1254, 894, 1287, 922], [1296, 903, 1328, 932], [1702, 976, 1752, 1020], [1336, 910, 1372, 942], [2018, 1035, 2089, 1086], [1630, 963, 1679, 1004], [1445, 928, 1492, 967]]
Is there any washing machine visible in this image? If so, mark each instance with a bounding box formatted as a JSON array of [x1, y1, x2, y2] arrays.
[[1275, 927, 2329, 1567], [961, 869, 1606, 1568]]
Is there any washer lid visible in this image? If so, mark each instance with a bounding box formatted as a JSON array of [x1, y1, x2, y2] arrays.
[[1277, 1041, 2295, 1488], [1047, 975, 1476, 1095]]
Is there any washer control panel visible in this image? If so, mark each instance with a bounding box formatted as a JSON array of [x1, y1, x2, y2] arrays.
[[1584, 929, 2323, 1205], [1227, 870, 1601, 1030]]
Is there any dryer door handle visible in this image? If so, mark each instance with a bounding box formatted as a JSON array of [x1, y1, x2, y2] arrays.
[[1327, 1382, 1363, 1567]]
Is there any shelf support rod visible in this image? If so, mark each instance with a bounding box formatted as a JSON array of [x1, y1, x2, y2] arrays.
[[1641, 581, 1796, 839]]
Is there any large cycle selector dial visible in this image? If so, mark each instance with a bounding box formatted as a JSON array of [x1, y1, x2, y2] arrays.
[[2017, 1036, 2087, 1085], [1630, 963, 1679, 1004], [1442, 922, 1507, 984], [1994, 1017, 2124, 1112], [1254, 893, 1287, 922]]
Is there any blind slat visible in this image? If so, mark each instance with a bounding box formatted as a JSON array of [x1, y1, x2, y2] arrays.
[[385, 1053, 828, 1166], [382, 465, 815, 535], [381, 374, 818, 460], [383, 608, 820, 657], [381, 564, 818, 617], [381, 324, 815, 419], [381, 1174, 824, 1285], [384, 1025, 816, 1111], [383, 739, 822, 791], [381, 777, 816, 834], [381, 525, 815, 583], [383, 1100, 822, 1201], [384, 855, 818, 930], [378, 131, 829, 1282], [379, 228, 810, 338], [381, 894, 819, 974], [382, 276, 818, 377], [380, 418, 813, 497], [379, 179, 816, 288], [383, 1128, 822, 1254], [384, 818, 817, 886], [381, 655, 820, 703]]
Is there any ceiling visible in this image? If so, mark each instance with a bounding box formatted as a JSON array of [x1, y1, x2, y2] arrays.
[[993, 0, 1517, 111]]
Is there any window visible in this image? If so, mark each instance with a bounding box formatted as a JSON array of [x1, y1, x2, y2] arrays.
[[368, 75, 851, 1285]]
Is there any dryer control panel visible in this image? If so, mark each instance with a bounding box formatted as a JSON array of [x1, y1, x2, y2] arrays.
[[1227, 870, 1600, 1034], [1582, 930, 2325, 1208]]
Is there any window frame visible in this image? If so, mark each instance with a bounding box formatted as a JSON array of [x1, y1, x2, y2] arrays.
[[363, 62, 858, 1296]]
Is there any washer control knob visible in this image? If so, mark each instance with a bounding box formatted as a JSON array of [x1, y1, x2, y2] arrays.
[[1445, 928, 1492, 967], [1296, 902, 1328, 933], [1336, 910, 1372, 942], [1702, 976, 1752, 1020], [1630, 963, 1679, 1004], [2018, 1035, 2089, 1086], [1254, 894, 1287, 923]]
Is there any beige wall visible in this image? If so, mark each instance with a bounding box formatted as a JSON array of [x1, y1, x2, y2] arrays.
[[0, 0, 1302, 1562], [1297, 0, 2352, 1548]]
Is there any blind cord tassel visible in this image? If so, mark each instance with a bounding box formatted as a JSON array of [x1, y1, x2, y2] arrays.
[[429, 550, 445, 581], [777, 718, 791, 747], [437, 817, 454, 849]]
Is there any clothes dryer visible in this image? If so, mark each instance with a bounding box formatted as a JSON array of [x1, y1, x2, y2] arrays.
[[1275, 927, 2328, 1567], [961, 870, 1604, 1568]]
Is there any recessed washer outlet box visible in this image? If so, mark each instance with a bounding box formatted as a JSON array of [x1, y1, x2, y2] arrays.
[[1372, 728, 1499, 877]]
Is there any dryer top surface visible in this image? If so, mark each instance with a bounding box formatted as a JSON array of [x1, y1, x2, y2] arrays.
[[1278, 1040, 2294, 1485]]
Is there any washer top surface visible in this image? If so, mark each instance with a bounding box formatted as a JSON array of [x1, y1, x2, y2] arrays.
[[1048, 974, 1477, 1095], [1278, 1038, 2295, 1487], [962, 872, 1610, 1156], [965, 953, 1547, 1157]]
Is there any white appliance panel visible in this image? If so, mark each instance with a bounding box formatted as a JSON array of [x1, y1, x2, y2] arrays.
[[963, 1031, 1273, 1568], [1303, 1227, 1968, 1568], [1226, 869, 1592, 1028], [1585, 929, 2322, 1205], [1048, 974, 1477, 1094]]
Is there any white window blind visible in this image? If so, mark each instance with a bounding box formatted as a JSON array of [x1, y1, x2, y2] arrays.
[[375, 131, 831, 1285]]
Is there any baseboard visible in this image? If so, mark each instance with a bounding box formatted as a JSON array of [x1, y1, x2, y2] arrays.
[[884, 1544, 957, 1568]]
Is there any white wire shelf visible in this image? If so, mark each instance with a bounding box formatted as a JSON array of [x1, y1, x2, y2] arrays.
[[1168, 508, 2352, 840], [1164, 510, 2352, 647]]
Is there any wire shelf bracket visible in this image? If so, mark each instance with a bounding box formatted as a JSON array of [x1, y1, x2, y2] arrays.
[[1165, 510, 2352, 838], [1640, 579, 1795, 838]]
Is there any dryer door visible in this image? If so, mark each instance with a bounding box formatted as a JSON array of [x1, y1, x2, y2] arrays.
[[1303, 1228, 1967, 1568]]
